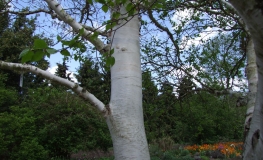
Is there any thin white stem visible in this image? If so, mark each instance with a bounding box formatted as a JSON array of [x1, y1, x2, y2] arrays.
[[45, 0, 109, 52]]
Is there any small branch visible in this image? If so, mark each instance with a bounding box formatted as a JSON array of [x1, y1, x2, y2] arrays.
[[45, 0, 109, 53], [0, 9, 50, 15], [81, 24, 108, 37], [219, 0, 235, 10], [0, 61, 106, 113], [147, 10, 180, 56]]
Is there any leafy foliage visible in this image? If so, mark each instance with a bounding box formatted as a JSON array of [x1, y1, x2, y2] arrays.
[[0, 106, 48, 160], [0, 12, 50, 92], [142, 72, 245, 144], [0, 74, 19, 112], [75, 58, 111, 104], [21, 87, 112, 158]]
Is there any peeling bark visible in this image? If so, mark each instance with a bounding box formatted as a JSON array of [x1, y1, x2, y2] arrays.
[[244, 38, 257, 140], [229, 0, 263, 159], [106, 4, 150, 159]]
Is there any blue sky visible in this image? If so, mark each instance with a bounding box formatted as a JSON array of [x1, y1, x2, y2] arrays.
[[9, 0, 247, 91]]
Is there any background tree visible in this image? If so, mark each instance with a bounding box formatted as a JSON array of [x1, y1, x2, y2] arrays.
[[0, 9, 50, 92], [0, 74, 19, 112], [0, 0, 263, 158], [75, 58, 111, 104]]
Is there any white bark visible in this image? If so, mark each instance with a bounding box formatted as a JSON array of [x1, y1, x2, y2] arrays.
[[244, 38, 258, 139], [106, 5, 150, 159], [45, 0, 109, 52], [229, 0, 263, 159], [0, 61, 106, 112]]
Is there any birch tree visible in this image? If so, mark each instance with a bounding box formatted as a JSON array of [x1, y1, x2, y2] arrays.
[[228, 0, 263, 159], [1, 0, 263, 159], [0, 0, 153, 159]]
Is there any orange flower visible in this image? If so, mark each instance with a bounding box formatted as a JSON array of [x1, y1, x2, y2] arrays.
[[184, 142, 243, 158]]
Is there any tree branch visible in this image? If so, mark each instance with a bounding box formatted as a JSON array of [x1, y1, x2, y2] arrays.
[[147, 9, 180, 56], [0, 61, 107, 114], [0, 9, 50, 15], [81, 24, 108, 37], [45, 0, 109, 53]]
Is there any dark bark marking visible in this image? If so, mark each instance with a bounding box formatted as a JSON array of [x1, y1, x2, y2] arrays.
[[252, 129, 260, 148], [244, 117, 252, 141], [103, 104, 111, 117]]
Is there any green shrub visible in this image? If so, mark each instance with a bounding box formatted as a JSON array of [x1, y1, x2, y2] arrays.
[[144, 91, 246, 144], [201, 156, 209, 160], [22, 87, 112, 158], [163, 151, 177, 160], [0, 106, 48, 159], [149, 144, 163, 157], [179, 150, 190, 157]]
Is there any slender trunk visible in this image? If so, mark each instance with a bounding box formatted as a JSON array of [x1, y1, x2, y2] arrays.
[[106, 5, 150, 159], [244, 38, 257, 140]]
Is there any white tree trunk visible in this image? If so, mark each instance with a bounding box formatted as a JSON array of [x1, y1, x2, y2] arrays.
[[0, 0, 150, 158], [106, 5, 150, 159], [229, 0, 263, 159], [244, 38, 258, 139]]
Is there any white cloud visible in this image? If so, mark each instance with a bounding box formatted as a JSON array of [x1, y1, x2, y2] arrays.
[[172, 9, 193, 27], [48, 66, 58, 74], [180, 27, 220, 50], [48, 66, 78, 83]]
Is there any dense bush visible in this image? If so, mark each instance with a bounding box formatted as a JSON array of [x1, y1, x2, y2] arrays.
[[22, 87, 112, 158], [0, 106, 48, 160], [0, 87, 111, 159], [0, 74, 19, 112], [144, 88, 246, 144]]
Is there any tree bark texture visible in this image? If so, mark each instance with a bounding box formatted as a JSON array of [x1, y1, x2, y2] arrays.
[[244, 38, 258, 141], [105, 4, 150, 159], [229, 0, 263, 159]]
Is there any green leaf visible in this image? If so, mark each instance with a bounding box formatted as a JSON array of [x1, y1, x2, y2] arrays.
[[57, 35, 62, 41], [79, 28, 85, 35], [46, 48, 57, 54], [128, 9, 135, 16], [79, 44, 87, 52], [112, 12, 121, 19], [87, 0, 93, 5], [32, 50, 45, 61], [108, 1, 115, 6], [61, 49, 71, 56], [33, 39, 48, 49], [154, 3, 163, 9], [105, 24, 112, 31], [91, 32, 99, 40], [21, 50, 34, 63], [95, 0, 105, 3], [126, 3, 133, 11], [61, 40, 71, 46], [110, 48, 114, 55], [74, 54, 78, 61], [46, 53, 50, 58], [106, 56, 115, 67], [102, 5, 108, 13], [115, 0, 121, 5], [19, 48, 30, 59], [106, 22, 117, 31]]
